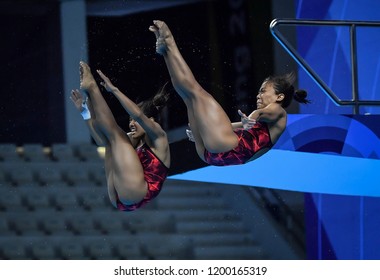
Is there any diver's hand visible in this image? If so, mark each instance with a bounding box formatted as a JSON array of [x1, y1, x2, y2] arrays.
[[238, 109, 256, 130]]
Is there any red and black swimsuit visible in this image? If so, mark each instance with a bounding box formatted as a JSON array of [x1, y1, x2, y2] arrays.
[[116, 143, 169, 211], [203, 122, 273, 166]]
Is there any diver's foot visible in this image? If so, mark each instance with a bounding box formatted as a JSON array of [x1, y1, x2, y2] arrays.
[[79, 61, 97, 90], [149, 20, 175, 55]]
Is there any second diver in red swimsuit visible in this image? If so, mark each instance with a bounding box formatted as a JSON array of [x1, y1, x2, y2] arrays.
[[149, 20, 310, 166], [70, 62, 170, 211]]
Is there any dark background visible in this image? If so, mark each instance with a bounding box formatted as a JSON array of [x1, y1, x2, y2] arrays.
[[0, 0, 274, 174], [0, 0, 273, 142], [0, 1, 64, 145]]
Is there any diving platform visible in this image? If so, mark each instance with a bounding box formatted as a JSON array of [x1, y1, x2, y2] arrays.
[[169, 114, 380, 197]]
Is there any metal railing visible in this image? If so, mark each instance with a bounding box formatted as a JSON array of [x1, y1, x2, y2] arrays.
[[270, 18, 380, 114]]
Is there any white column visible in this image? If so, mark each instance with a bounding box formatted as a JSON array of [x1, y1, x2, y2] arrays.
[[60, 0, 90, 143]]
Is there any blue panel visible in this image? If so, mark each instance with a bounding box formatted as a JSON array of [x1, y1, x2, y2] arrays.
[[291, 0, 380, 260], [321, 195, 361, 259], [275, 114, 380, 159], [363, 197, 380, 259], [169, 149, 380, 197]]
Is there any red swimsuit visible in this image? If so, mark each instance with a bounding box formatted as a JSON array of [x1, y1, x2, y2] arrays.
[[116, 143, 169, 211], [203, 122, 273, 166]]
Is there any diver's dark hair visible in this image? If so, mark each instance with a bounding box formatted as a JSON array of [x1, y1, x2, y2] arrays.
[[264, 72, 310, 108], [138, 82, 170, 121]]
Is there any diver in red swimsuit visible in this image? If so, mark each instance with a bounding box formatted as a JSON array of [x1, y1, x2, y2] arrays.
[[203, 122, 273, 166], [70, 62, 170, 211], [149, 20, 310, 166], [116, 143, 168, 211]]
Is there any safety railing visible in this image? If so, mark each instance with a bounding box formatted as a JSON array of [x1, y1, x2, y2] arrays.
[[270, 19, 380, 114]]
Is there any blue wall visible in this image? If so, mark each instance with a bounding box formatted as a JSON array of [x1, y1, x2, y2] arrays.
[[295, 0, 380, 259]]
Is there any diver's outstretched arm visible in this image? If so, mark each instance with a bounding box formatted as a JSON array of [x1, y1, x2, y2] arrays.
[[97, 70, 166, 142]]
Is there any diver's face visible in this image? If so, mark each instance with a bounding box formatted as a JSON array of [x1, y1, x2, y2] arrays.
[[129, 118, 145, 138], [256, 82, 282, 109]]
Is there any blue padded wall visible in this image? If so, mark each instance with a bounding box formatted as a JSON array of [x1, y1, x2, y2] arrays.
[[295, 0, 380, 259]]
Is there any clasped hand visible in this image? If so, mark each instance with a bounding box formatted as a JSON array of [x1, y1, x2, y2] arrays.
[[238, 110, 256, 130]]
